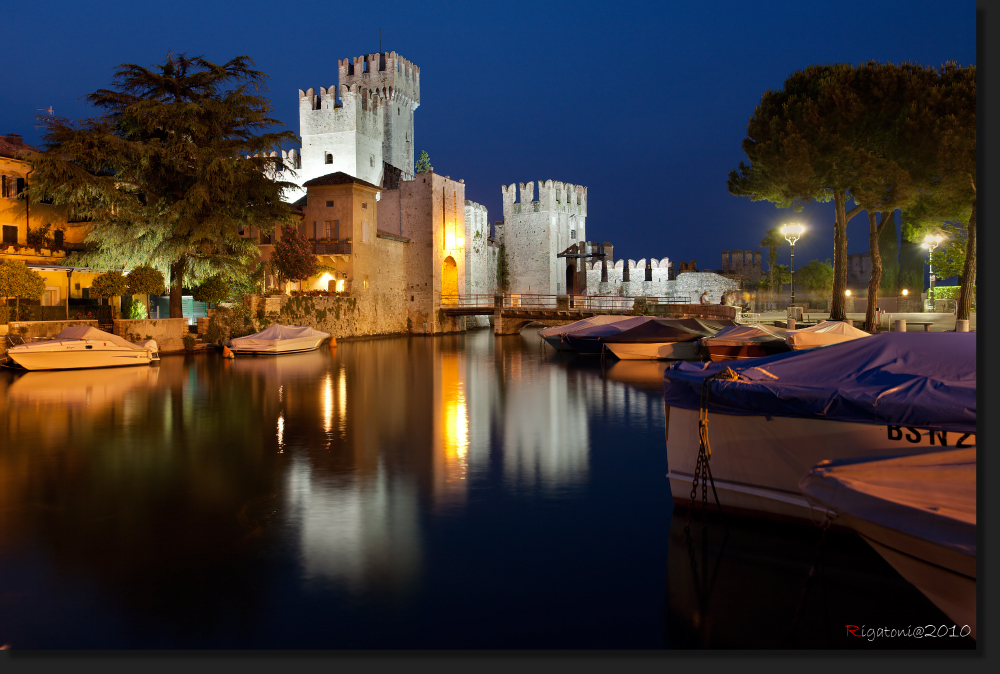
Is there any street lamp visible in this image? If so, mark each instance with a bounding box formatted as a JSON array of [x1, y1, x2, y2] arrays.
[[781, 223, 805, 307], [922, 234, 944, 310]]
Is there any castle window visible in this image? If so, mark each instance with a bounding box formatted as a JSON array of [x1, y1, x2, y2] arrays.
[[370, 156, 374, 167], [570, 229, 576, 240], [362, 202, 367, 209], [398, 107, 400, 115], [326, 200, 334, 207], [325, 153, 333, 164]]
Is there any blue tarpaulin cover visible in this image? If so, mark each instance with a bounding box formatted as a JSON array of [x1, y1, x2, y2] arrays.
[[662, 332, 976, 433]]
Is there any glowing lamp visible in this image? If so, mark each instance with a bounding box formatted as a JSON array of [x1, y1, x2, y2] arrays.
[[902, 289, 909, 296], [845, 289, 851, 296]]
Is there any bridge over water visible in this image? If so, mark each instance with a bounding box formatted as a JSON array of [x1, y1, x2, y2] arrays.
[[441, 294, 736, 335]]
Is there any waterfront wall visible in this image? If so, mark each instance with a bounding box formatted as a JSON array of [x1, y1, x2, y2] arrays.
[[248, 293, 407, 339], [113, 318, 189, 353]]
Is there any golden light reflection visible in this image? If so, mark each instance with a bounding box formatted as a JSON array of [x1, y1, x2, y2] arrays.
[[337, 366, 347, 439], [435, 352, 469, 504], [277, 413, 285, 452], [322, 373, 334, 433], [335, 279, 345, 292]]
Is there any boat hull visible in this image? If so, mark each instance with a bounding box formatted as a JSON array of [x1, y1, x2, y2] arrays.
[[7, 347, 156, 371], [229, 336, 328, 355], [665, 406, 976, 521], [862, 533, 976, 639], [605, 341, 700, 360]]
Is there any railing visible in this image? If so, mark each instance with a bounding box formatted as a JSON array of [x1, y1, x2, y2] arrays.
[[440, 294, 495, 308], [437, 294, 695, 312], [314, 241, 352, 255]]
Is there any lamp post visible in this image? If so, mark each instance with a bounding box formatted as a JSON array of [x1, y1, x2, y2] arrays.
[[780, 223, 805, 308], [922, 234, 943, 310]]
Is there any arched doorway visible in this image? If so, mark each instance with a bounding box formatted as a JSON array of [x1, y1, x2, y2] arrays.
[[566, 264, 576, 295], [443, 256, 458, 298]]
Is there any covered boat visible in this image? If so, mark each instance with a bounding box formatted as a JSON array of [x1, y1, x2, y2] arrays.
[[662, 333, 976, 520], [5, 326, 159, 370], [539, 315, 633, 352], [700, 324, 790, 361], [229, 324, 331, 355], [564, 317, 734, 356], [602, 319, 706, 360], [800, 449, 976, 639], [786, 319, 871, 350], [560, 316, 658, 354]]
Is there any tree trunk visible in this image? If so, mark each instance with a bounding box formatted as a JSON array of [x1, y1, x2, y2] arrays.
[[830, 191, 849, 320], [170, 257, 186, 319], [956, 196, 976, 322], [864, 212, 884, 333]]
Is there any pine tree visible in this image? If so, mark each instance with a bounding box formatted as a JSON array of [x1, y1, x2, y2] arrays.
[[30, 53, 298, 318], [414, 150, 433, 174]]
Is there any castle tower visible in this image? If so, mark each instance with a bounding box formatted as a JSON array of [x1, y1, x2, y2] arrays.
[[495, 179, 588, 294], [289, 52, 420, 200]]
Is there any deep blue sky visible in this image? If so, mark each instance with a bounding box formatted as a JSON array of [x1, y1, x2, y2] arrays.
[[3, 0, 975, 270]]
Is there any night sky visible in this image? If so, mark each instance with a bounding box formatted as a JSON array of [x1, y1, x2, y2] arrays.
[[3, 0, 976, 271]]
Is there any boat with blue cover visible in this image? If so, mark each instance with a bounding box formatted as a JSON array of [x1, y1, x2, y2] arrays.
[[662, 333, 976, 520]]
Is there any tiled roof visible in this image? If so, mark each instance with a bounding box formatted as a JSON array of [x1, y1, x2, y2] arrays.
[[0, 134, 39, 160], [303, 171, 380, 190]]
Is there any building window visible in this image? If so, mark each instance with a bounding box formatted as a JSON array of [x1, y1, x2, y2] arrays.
[[370, 156, 374, 167], [325, 153, 333, 164], [362, 222, 370, 243], [53, 229, 64, 247], [570, 229, 576, 240], [326, 200, 334, 207], [1, 175, 24, 199], [2, 225, 17, 244], [362, 202, 367, 209]]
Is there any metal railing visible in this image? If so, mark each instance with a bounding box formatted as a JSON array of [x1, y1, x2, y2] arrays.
[[314, 241, 352, 255], [440, 294, 495, 308], [437, 293, 694, 311]]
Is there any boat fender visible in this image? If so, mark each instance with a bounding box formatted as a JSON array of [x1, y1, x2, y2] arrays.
[[329, 337, 337, 349], [223, 345, 235, 359]]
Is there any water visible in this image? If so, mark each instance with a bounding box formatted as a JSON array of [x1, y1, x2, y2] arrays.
[[0, 328, 972, 649]]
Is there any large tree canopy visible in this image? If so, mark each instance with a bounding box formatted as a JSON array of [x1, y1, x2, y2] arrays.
[[729, 60, 975, 325], [29, 53, 298, 318]]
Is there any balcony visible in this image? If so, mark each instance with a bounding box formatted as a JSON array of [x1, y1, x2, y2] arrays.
[[314, 240, 351, 255]]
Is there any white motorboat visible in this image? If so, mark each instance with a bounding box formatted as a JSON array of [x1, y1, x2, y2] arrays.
[[800, 448, 976, 639], [786, 320, 870, 350], [539, 315, 634, 352], [229, 324, 331, 355], [663, 333, 976, 521], [5, 326, 159, 371]]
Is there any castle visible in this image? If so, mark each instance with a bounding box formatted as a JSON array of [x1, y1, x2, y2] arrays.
[[285, 52, 420, 200], [270, 52, 739, 334]]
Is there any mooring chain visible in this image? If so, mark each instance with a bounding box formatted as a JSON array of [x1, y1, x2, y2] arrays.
[[684, 367, 739, 534]]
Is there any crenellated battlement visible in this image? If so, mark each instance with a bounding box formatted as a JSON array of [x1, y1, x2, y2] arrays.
[[337, 52, 420, 107], [501, 180, 587, 220]]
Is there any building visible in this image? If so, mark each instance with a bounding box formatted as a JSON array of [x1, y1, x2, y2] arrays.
[[378, 172, 467, 334], [2, 133, 100, 309], [285, 52, 420, 201]]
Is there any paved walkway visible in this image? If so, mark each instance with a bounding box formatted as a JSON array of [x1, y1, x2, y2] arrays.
[[755, 311, 976, 332]]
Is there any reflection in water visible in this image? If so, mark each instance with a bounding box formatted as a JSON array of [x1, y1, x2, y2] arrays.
[[500, 350, 589, 490], [0, 326, 949, 649], [287, 457, 421, 594], [434, 352, 469, 505]]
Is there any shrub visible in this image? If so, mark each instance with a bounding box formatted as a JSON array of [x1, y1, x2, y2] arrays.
[[182, 334, 196, 351], [192, 275, 230, 304]]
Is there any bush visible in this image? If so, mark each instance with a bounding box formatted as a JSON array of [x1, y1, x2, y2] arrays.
[[192, 275, 230, 304], [933, 285, 976, 310], [128, 300, 147, 319], [182, 334, 196, 351]]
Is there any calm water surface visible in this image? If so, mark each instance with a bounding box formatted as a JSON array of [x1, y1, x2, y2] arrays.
[[0, 327, 971, 649]]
